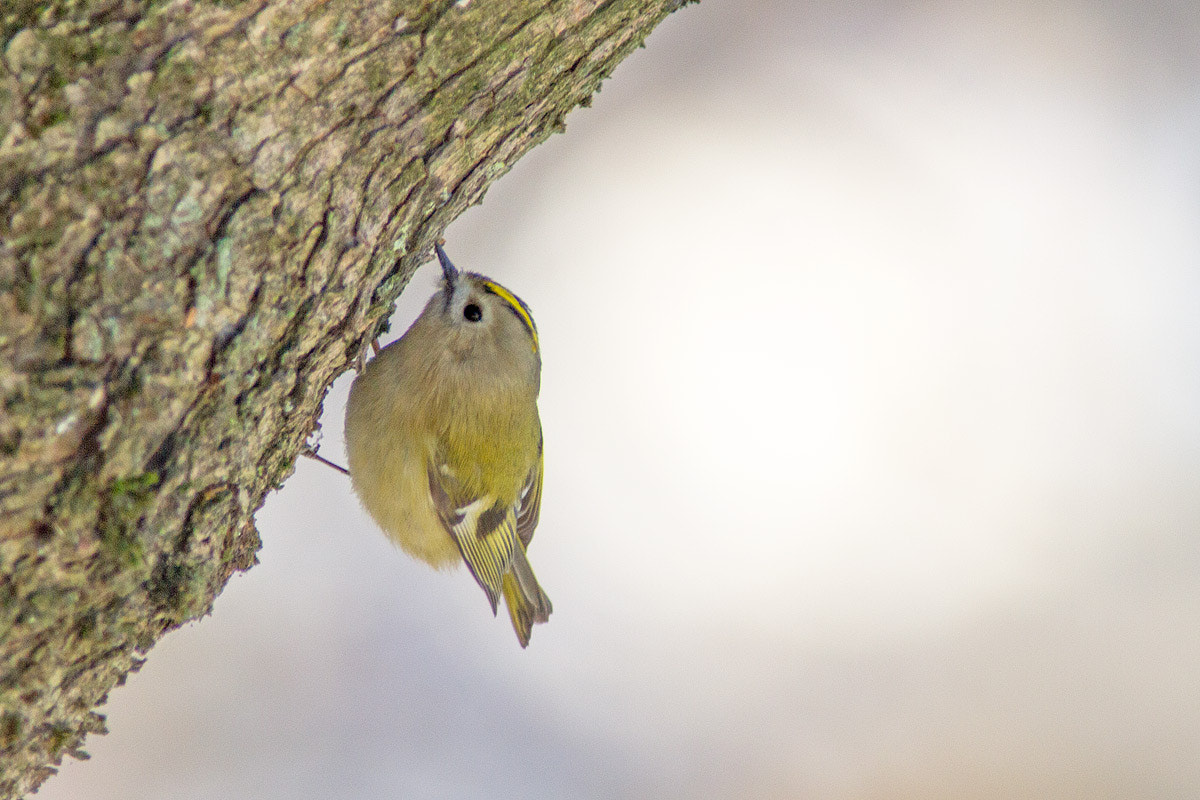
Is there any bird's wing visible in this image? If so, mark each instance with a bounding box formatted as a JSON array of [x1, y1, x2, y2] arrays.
[[514, 442, 543, 549], [426, 462, 518, 614]]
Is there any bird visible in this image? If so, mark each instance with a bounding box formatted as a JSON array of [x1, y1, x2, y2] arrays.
[[344, 242, 552, 647]]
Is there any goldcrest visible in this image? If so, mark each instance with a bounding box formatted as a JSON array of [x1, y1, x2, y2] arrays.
[[345, 243, 552, 647]]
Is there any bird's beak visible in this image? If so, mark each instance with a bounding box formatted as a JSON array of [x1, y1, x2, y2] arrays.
[[435, 242, 459, 284]]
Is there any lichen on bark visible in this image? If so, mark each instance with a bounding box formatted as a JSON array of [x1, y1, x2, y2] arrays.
[[0, 0, 688, 794]]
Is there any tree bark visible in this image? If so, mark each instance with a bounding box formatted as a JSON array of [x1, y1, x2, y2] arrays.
[[0, 0, 685, 794]]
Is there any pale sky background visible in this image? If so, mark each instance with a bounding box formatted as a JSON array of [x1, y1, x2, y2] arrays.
[[42, 1, 1200, 798]]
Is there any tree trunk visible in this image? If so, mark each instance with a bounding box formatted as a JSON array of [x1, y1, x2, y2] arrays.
[[0, 0, 684, 794]]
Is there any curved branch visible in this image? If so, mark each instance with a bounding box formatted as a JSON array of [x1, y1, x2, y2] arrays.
[[0, 0, 687, 794]]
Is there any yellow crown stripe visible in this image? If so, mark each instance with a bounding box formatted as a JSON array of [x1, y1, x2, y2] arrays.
[[482, 280, 539, 352]]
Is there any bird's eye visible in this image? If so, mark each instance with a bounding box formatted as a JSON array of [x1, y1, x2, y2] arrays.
[[463, 303, 483, 322]]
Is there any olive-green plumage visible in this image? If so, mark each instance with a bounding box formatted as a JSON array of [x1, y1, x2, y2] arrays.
[[345, 244, 552, 647]]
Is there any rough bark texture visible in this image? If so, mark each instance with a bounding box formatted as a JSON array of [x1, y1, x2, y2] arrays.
[[0, 0, 684, 794]]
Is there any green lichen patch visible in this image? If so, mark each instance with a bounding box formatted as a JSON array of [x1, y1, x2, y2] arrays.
[[98, 472, 160, 570]]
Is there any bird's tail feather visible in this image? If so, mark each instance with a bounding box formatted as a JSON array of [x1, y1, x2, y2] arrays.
[[502, 547, 552, 648]]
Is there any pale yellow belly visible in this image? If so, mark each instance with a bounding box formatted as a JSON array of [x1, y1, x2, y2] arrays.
[[345, 414, 461, 569]]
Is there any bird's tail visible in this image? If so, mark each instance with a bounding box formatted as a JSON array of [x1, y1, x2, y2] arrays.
[[502, 547, 552, 648]]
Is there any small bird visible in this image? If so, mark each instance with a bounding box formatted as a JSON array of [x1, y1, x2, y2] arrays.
[[344, 243, 552, 647]]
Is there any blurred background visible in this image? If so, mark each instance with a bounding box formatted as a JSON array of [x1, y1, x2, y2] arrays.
[[43, 0, 1200, 798]]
